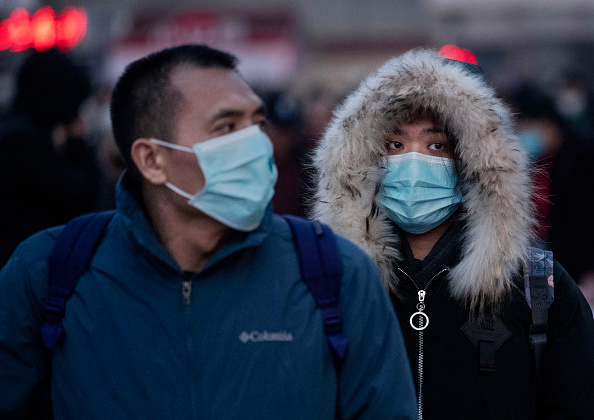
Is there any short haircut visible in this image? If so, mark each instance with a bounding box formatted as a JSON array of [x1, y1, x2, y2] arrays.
[[110, 44, 238, 192]]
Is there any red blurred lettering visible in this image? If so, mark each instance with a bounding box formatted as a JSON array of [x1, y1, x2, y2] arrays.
[[56, 8, 86, 52], [0, 6, 86, 52], [8, 9, 32, 52], [31, 7, 56, 51]]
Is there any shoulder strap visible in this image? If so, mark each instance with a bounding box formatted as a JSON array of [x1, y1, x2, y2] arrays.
[[523, 246, 554, 378], [283, 215, 348, 366], [41, 210, 115, 349]]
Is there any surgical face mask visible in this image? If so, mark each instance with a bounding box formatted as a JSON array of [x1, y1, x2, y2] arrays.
[[518, 128, 546, 161], [151, 125, 278, 231], [378, 152, 462, 234]]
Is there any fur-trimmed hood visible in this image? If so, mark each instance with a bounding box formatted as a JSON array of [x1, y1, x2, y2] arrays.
[[310, 48, 535, 308]]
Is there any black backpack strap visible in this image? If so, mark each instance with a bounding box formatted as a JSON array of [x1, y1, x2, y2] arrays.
[[283, 215, 348, 366], [523, 246, 554, 378], [41, 210, 115, 349]]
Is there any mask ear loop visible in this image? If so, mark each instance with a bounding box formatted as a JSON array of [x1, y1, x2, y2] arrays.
[[150, 138, 194, 153], [165, 182, 194, 200], [149, 139, 197, 200]]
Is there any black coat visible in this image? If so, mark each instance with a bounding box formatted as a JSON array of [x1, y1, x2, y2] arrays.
[[391, 221, 594, 420], [0, 112, 99, 267]]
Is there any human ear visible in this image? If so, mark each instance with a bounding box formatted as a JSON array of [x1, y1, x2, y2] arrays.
[[131, 138, 168, 185]]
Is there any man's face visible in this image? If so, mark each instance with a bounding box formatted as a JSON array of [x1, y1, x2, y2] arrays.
[[387, 116, 453, 158], [161, 65, 266, 196]]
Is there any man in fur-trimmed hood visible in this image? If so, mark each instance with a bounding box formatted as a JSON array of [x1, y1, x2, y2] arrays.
[[311, 46, 594, 419]]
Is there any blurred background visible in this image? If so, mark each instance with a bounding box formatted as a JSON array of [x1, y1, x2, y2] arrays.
[[2, 0, 594, 114], [1, 0, 594, 306]]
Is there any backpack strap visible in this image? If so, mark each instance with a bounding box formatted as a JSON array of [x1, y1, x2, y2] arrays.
[[283, 215, 348, 366], [523, 246, 554, 378], [41, 210, 116, 349]]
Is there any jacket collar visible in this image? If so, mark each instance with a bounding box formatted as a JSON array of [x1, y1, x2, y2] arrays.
[[115, 174, 272, 273]]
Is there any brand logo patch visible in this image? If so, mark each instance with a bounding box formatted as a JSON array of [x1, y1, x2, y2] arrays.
[[239, 330, 294, 343]]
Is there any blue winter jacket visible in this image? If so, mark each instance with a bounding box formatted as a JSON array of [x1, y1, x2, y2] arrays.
[[0, 181, 417, 419]]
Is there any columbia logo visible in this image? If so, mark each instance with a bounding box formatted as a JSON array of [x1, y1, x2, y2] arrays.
[[239, 330, 294, 343]]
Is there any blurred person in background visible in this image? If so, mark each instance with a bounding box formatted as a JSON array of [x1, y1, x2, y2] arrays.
[[548, 79, 594, 311], [259, 90, 307, 216], [81, 85, 126, 210], [310, 46, 594, 419], [508, 83, 594, 311], [553, 72, 594, 139], [302, 86, 343, 151], [300, 87, 349, 212], [506, 83, 566, 245], [0, 48, 100, 268], [0, 44, 417, 419]]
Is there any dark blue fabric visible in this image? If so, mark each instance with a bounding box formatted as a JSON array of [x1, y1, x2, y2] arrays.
[[0, 180, 417, 419], [283, 215, 348, 364], [41, 210, 115, 349], [43, 211, 349, 364]]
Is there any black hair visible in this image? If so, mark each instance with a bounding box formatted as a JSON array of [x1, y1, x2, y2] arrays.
[[506, 83, 564, 127], [109, 44, 238, 192], [15, 48, 91, 128]]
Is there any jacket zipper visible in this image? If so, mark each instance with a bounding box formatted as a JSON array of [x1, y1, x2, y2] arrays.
[[181, 279, 197, 417], [182, 280, 192, 305], [397, 267, 448, 420]]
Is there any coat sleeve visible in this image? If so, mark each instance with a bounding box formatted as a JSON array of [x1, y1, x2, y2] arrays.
[[0, 235, 53, 418], [539, 260, 594, 419], [335, 238, 417, 420]]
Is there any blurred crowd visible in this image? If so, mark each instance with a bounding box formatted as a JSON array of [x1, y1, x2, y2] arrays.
[[0, 47, 593, 309], [505, 76, 594, 308]]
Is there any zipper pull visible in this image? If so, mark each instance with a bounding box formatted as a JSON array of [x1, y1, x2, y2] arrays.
[[418, 290, 426, 303], [410, 289, 429, 331], [182, 280, 192, 305]]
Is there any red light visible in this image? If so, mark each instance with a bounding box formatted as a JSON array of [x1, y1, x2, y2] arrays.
[[31, 7, 56, 51], [8, 9, 32, 52], [56, 8, 86, 52], [0, 6, 86, 52], [0, 21, 11, 51]]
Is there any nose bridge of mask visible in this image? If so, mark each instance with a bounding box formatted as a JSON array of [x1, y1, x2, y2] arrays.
[[386, 152, 457, 187]]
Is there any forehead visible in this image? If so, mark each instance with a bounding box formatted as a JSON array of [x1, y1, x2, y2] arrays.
[[169, 65, 261, 119], [403, 116, 437, 128]]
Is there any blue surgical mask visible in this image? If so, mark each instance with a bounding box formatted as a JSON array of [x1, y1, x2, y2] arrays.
[[378, 152, 462, 234], [151, 125, 278, 231], [518, 128, 546, 161]]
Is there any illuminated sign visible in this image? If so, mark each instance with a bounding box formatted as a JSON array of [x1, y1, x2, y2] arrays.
[[0, 7, 87, 52]]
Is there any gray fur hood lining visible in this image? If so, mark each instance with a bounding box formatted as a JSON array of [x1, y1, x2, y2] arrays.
[[310, 48, 535, 309]]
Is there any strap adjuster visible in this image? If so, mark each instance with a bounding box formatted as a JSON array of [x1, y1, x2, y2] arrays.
[[43, 295, 66, 320]]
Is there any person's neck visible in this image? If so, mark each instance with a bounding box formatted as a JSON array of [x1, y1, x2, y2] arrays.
[[144, 187, 233, 273], [404, 218, 452, 261]]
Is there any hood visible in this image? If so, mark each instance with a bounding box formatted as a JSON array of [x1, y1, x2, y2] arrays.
[[310, 48, 535, 309]]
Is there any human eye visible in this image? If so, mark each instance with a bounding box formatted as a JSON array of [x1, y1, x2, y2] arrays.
[[387, 141, 403, 150], [429, 143, 446, 151], [215, 122, 235, 134]]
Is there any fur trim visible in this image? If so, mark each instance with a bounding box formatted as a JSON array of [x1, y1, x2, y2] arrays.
[[310, 49, 535, 309]]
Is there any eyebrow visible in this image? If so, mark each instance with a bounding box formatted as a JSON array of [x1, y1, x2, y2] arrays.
[[210, 104, 266, 121]]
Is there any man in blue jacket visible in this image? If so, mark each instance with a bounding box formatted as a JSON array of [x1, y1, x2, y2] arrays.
[[0, 44, 416, 419]]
